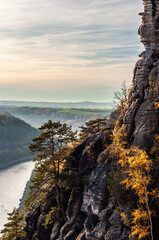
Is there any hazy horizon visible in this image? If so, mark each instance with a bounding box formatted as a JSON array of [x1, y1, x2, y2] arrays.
[[0, 99, 113, 103], [0, 0, 143, 102], [0, 99, 115, 110]]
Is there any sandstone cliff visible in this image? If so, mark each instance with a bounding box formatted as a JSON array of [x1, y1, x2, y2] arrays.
[[122, 0, 159, 151], [24, 1, 159, 239]]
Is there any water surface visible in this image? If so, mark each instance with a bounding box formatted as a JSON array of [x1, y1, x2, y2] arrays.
[[0, 161, 34, 233]]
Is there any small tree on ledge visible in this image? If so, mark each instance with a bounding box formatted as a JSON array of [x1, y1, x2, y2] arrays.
[[79, 117, 108, 139], [1, 207, 26, 240]]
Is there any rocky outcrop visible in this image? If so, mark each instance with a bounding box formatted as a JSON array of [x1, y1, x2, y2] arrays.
[[123, 0, 159, 150], [24, 1, 159, 239], [25, 132, 112, 240], [24, 129, 140, 240]]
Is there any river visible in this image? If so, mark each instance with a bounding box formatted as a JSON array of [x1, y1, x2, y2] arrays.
[[0, 161, 34, 234]]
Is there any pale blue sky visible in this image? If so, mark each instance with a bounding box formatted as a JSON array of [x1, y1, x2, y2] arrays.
[[0, 0, 143, 102]]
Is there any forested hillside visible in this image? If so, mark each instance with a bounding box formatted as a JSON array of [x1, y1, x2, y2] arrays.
[[0, 106, 111, 130], [0, 112, 39, 169]]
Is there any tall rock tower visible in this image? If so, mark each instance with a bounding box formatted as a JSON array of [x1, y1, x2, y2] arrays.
[[122, 0, 159, 150]]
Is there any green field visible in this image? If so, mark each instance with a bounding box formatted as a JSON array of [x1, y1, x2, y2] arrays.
[[58, 108, 111, 115]]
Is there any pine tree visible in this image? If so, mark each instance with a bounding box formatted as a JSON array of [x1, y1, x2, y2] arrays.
[[1, 207, 27, 240], [27, 120, 77, 220], [79, 117, 108, 139]]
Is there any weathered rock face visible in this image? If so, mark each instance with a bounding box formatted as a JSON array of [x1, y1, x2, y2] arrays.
[[25, 132, 112, 240], [25, 1, 159, 239], [24, 130, 135, 240], [123, 0, 159, 150]]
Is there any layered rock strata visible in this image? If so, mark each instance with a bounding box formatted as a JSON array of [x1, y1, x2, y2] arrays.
[[123, 0, 159, 150]]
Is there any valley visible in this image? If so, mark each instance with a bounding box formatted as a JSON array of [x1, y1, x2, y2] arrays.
[[0, 105, 112, 130]]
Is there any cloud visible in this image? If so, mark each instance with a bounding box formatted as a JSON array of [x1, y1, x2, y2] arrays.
[[0, 0, 143, 101]]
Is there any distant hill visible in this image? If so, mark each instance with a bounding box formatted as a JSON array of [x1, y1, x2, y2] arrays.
[[0, 106, 112, 130], [0, 100, 114, 109], [0, 113, 39, 169]]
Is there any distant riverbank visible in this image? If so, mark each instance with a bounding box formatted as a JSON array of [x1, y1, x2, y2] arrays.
[[0, 161, 34, 235], [0, 155, 33, 171]]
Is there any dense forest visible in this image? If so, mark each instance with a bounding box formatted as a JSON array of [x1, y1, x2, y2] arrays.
[[0, 112, 39, 169]]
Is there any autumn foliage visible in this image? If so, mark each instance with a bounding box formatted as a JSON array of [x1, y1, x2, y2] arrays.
[[111, 123, 158, 240]]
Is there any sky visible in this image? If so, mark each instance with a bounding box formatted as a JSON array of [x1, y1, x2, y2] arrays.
[[0, 0, 143, 102]]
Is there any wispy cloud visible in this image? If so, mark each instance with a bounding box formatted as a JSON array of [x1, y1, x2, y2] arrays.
[[0, 0, 143, 101]]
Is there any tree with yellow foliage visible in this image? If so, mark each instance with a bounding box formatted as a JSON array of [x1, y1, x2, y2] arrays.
[[110, 123, 128, 158], [111, 123, 158, 240], [119, 147, 157, 240]]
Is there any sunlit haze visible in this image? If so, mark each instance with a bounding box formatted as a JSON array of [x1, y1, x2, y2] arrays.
[[0, 0, 143, 102]]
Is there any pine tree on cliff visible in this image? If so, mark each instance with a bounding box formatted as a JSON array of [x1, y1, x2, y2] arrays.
[[1, 208, 26, 240], [28, 120, 77, 220], [79, 117, 108, 139]]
